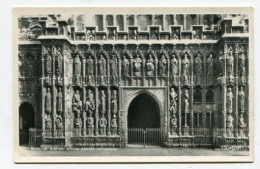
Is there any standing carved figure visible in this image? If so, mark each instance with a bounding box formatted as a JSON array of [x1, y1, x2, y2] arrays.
[[98, 54, 107, 85], [227, 50, 234, 76], [238, 87, 245, 112], [57, 87, 63, 115], [74, 54, 81, 85], [207, 54, 214, 85], [182, 89, 189, 127], [111, 90, 118, 115], [98, 54, 107, 76], [74, 113, 82, 128], [133, 53, 142, 76], [56, 51, 63, 75], [122, 54, 130, 77], [169, 88, 177, 115], [85, 89, 95, 116], [226, 88, 233, 114], [146, 53, 155, 76], [239, 49, 246, 85], [45, 53, 52, 74], [159, 54, 167, 76], [45, 87, 52, 115], [171, 53, 179, 85], [99, 115, 107, 135], [86, 55, 94, 85], [100, 90, 106, 116], [72, 89, 82, 116], [110, 54, 118, 85], [183, 89, 189, 114], [182, 53, 190, 85], [86, 55, 94, 75], [195, 53, 203, 86]]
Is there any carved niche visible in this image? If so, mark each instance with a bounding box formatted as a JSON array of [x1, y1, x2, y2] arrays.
[[170, 48, 179, 86], [85, 47, 95, 86], [207, 53, 214, 86], [194, 52, 203, 86], [158, 47, 168, 77], [146, 46, 155, 77], [73, 50, 82, 87], [133, 46, 143, 77], [181, 50, 191, 86], [239, 46, 246, 86], [110, 47, 119, 86], [121, 47, 131, 78], [98, 47, 107, 86], [226, 46, 234, 85]]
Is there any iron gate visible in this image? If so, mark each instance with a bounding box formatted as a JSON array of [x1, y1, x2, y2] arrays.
[[128, 128, 163, 148]]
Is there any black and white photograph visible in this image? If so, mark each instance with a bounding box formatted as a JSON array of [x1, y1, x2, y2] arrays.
[[13, 7, 254, 163]]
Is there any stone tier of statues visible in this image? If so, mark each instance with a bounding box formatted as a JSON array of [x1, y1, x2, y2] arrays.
[[44, 85, 119, 136], [67, 45, 217, 87]]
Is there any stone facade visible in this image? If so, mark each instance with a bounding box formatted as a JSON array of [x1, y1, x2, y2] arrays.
[[18, 14, 250, 149]]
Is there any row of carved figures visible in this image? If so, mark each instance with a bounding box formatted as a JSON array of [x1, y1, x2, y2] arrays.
[[168, 86, 247, 130], [44, 86, 119, 136], [218, 46, 247, 86], [41, 45, 247, 87]]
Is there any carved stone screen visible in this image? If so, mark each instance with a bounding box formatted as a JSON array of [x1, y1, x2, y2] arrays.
[[17, 12, 251, 152]]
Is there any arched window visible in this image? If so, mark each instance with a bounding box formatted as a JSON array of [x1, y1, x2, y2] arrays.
[[206, 90, 214, 103], [194, 90, 202, 103]]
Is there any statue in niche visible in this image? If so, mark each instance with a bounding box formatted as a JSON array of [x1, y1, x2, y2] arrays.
[[99, 115, 107, 135], [45, 52, 52, 74], [227, 49, 234, 84], [99, 90, 106, 116], [110, 53, 118, 85], [238, 114, 246, 128], [171, 53, 179, 85], [86, 55, 94, 85], [183, 89, 189, 115], [159, 54, 167, 77], [226, 88, 233, 114], [182, 89, 189, 127], [238, 86, 245, 112], [194, 53, 203, 86], [122, 54, 130, 78], [133, 53, 142, 76], [169, 87, 177, 114], [55, 115, 63, 129], [170, 115, 178, 128], [111, 90, 118, 116], [207, 54, 214, 86], [55, 115, 63, 137], [85, 89, 95, 116], [239, 48, 246, 85], [226, 113, 234, 129], [72, 89, 82, 116], [173, 29, 180, 40], [87, 30, 95, 40], [57, 87, 63, 115], [56, 51, 63, 75], [45, 114, 52, 129], [111, 115, 118, 135], [98, 54, 107, 85], [74, 54, 81, 85], [98, 54, 106, 75], [87, 116, 94, 128], [45, 87, 52, 115], [182, 53, 190, 86], [74, 113, 82, 128], [146, 53, 155, 76]]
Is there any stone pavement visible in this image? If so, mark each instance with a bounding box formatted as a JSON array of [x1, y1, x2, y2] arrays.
[[19, 146, 249, 156]]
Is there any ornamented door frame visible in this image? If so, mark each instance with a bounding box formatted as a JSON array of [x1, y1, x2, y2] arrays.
[[120, 86, 168, 146]]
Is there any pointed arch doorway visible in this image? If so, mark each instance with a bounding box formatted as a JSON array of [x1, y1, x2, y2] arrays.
[[127, 93, 162, 146], [19, 102, 35, 146]]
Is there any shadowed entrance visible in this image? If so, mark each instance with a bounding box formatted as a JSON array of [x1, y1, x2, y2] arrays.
[[19, 102, 35, 146], [127, 93, 162, 146], [128, 93, 160, 128]]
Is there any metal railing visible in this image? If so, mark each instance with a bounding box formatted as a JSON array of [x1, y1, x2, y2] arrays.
[[128, 128, 163, 148]]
